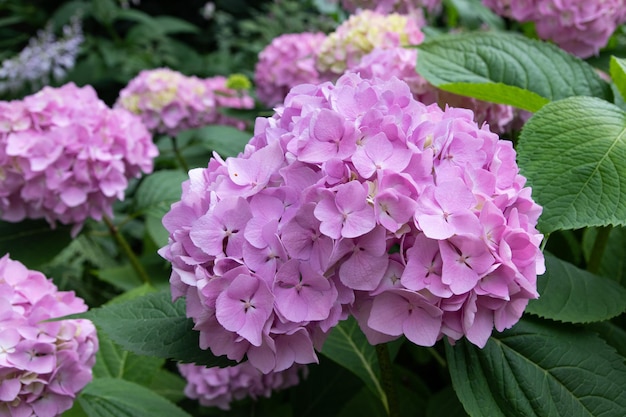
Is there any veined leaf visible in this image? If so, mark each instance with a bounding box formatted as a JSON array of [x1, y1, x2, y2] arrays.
[[447, 319, 626, 417], [416, 32, 611, 111], [517, 96, 626, 233], [526, 253, 626, 323]]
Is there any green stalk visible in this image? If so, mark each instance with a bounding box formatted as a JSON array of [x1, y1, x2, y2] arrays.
[[376, 343, 400, 417], [171, 136, 190, 172], [103, 215, 152, 285], [587, 226, 612, 274]]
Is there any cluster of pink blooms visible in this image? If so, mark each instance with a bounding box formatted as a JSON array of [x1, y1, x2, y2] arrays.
[[254, 32, 329, 108], [115, 68, 254, 136], [178, 362, 306, 410], [340, 0, 442, 15], [0, 254, 98, 417], [160, 73, 544, 375], [482, 0, 626, 58], [0, 82, 158, 234]]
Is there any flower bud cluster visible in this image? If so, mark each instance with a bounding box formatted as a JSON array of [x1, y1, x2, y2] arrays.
[[0, 254, 98, 417], [116, 68, 254, 136], [482, 0, 626, 58], [178, 362, 306, 410], [160, 73, 544, 374], [0, 83, 158, 234]]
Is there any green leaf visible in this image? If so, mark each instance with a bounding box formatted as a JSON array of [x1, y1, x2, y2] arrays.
[[337, 388, 387, 417], [134, 170, 188, 247], [0, 219, 72, 268], [582, 226, 626, 284], [78, 378, 191, 417], [447, 319, 626, 417], [320, 317, 387, 408], [189, 125, 252, 158], [517, 96, 626, 233], [426, 385, 468, 417], [587, 321, 626, 358], [416, 32, 612, 111], [148, 368, 187, 403], [96, 264, 143, 291], [610, 56, 626, 101], [526, 253, 626, 323], [81, 290, 235, 367], [444, 0, 505, 30]]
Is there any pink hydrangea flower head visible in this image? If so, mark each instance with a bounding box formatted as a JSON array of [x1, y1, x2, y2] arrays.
[[482, 0, 626, 58], [178, 362, 306, 410], [0, 254, 98, 417], [316, 10, 425, 76], [255, 32, 330, 108], [160, 72, 544, 374], [0, 83, 158, 234]]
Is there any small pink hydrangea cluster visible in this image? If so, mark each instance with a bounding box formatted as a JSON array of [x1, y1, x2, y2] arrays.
[[203, 75, 255, 131], [0, 254, 98, 417], [254, 32, 329, 108], [316, 10, 424, 76], [160, 73, 544, 375], [115, 68, 254, 136], [0, 83, 158, 234], [178, 362, 306, 410], [350, 47, 517, 134], [340, 0, 442, 15], [482, 0, 626, 58]]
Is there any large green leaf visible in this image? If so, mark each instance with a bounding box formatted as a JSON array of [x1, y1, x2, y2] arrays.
[[446, 319, 626, 417], [416, 32, 612, 111], [582, 226, 626, 284], [80, 290, 235, 367], [517, 96, 626, 233], [526, 253, 626, 323], [78, 378, 191, 417], [191, 125, 252, 158], [0, 219, 72, 268]]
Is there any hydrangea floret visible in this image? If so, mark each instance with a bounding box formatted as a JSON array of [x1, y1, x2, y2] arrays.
[[178, 362, 306, 410], [0, 254, 98, 417], [254, 32, 329, 108], [0, 83, 158, 234], [482, 0, 626, 58], [159, 73, 544, 375], [316, 10, 424, 75]]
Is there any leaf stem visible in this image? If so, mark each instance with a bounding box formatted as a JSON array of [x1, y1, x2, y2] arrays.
[[587, 226, 611, 274], [376, 343, 400, 417], [171, 136, 190, 172], [103, 214, 152, 285]]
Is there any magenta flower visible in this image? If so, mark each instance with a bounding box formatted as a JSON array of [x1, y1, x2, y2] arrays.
[[0, 83, 158, 234], [160, 72, 544, 376], [0, 254, 98, 417]]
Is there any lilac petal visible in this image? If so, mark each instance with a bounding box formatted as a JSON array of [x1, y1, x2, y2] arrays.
[[0, 378, 20, 401], [339, 249, 388, 291]]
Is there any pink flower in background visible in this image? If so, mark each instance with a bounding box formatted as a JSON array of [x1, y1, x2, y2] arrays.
[[178, 362, 306, 410], [340, 0, 442, 15], [0, 254, 98, 417], [0, 83, 158, 234], [482, 0, 626, 58], [255, 32, 330, 107], [160, 73, 544, 375], [115, 68, 254, 135]]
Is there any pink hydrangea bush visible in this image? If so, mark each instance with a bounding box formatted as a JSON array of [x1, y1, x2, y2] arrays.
[[255, 32, 329, 108], [482, 0, 626, 58], [178, 362, 306, 410], [0, 254, 98, 417], [0, 83, 158, 234], [316, 10, 425, 76], [116, 68, 254, 135], [159, 73, 544, 375]]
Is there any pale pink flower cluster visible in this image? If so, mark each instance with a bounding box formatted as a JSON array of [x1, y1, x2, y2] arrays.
[[482, 0, 626, 58], [350, 47, 517, 134], [160, 73, 544, 375], [178, 362, 306, 410], [0, 83, 158, 234], [116, 68, 254, 136], [316, 10, 424, 75], [0, 254, 98, 417], [340, 0, 442, 14], [255, 32, 330, 108]]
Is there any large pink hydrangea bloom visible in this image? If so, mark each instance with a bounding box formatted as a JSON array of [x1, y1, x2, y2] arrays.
[[0, 83, 158, 234], [255, 32, 330, 108], [316, 10, 424, 76], [160, 73, 544, 374], [482, 0, 626, 58], [116, 68, 254, 135], [0, 254, 98, 417], [178, 362, 306, 410]]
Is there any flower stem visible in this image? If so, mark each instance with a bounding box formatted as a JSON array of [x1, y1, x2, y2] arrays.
[[587, 226, 611, 274], [103, 214, 152, 285], [376, 343, 400, 417], [171, 136, 190, 172]]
